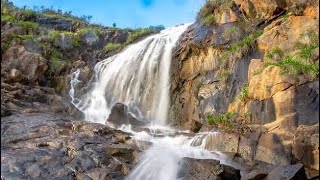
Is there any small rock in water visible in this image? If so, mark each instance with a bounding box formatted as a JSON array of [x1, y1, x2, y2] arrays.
[[107, 102, 150, 128]]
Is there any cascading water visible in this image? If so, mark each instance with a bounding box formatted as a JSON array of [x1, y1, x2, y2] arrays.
[[70, 24, 191, 125], [70, 24, 240, 180]]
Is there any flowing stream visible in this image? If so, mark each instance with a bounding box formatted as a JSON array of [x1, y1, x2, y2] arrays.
[[69, 24, 239, 180]]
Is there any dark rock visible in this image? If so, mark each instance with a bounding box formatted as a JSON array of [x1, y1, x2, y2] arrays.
[[107, 102, 149, 128], [190, 119, 203, 133], [265, 163, 308, 180], [178, 157, 241, 180], [37, 16, 75, 31]]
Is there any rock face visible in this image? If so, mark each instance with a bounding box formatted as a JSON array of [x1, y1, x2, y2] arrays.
[[170, 0, 319, 172], [178, 157, 241, 180], [2, 45, 48, 83]]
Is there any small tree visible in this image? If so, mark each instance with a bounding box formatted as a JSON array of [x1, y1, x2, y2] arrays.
[[112, 23, 117, 28]]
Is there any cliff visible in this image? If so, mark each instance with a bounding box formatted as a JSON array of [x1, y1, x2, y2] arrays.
[[170, 0, 319, 176]]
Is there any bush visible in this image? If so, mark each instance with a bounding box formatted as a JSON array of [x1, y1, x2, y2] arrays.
[[15, 34, 34, 40], [1, 15, 16, 22], [239, 83, 249, 102], [125, 29, 153, 45], [206, 112, 237, 126], [77, 27, 101, 38], [203, 14, 215, 26], [18, 21, 38, 29], [266, 47, 282, 59], [48, 30, 80, 47], [229, 30, 263, 53], [104, 43, 122, 53], [265, 55, 319, 78]]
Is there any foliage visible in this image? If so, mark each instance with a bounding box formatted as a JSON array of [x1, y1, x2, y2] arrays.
[[77, 27, 101, 38], [1, 14, 16, 22], [112, 23, 117, 28], [229, 30, 263, 53], [223, 26, 240, 40], [266, 47, 282, 59], [238, 83, 249, 102], [17, 21, 38, 29], [15, 34, 34, 40], [206, 112, 237, 126], [195, 80, 202, 94], [203, 14, 215, 26], [265, 55, 319, 78], [125, 28, 153, 45], [104, 43, 122, 53], [48, 30, 80, 47]]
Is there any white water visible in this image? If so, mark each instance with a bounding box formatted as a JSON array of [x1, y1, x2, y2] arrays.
[[70, 24, 191, 125], [69, 24, 239, 180]]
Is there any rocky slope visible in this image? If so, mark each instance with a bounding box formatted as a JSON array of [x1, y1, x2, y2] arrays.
[[170, 0, 319, 177]]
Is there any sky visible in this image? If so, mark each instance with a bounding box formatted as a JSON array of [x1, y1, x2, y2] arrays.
[[10, 0, 206, 29]]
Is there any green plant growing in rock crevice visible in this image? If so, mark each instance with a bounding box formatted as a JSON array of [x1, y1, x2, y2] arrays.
[[266, 47, 283, 59], [238, 83, 249, 102], [206, 112, 237, 127], [195, 80, 202, 94], [229, 30, 263, 54], [265, 55, 319, 78], [203, 14, 215, 26]]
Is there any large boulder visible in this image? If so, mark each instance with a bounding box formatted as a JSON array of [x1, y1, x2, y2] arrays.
[[254, 133, 291, 166], [2, 45, 48, 83], [178, 157, 241, 180], [293, 124, 319, 171], [265, 163, 308, 180], [203, 132, 240, 153]]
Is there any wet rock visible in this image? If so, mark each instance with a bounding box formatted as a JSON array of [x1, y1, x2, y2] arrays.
[[265, 163, 308, 180], [190, 119, 203, 133], [178, 157, 241, 180], [56, 33, 73, 50], [107, 102, 149, 128]]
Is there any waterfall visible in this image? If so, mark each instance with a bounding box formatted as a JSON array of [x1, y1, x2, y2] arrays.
[[70, 24, 191, 125], [69, 24, 239, 180]]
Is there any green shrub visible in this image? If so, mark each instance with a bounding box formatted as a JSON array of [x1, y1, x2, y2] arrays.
[[1, 15, 16, 22], [15, 34, 34, 40], [195, 80, 202, 94], [18, 21, 38, 29], [239, 83, 249, 102], [48, 30, 80, 47], [125, 29, 153, 45], [265, 55, 319, 78], [206, 112, 237, 126], [266, 47, 282, 59], [77, 27, 101, 38], [19, 9, 37, 17], [104, 43, 122, 53], [229, 30, 263, 53], [50, 49, 63, 59], [203, 14, 215, 26]]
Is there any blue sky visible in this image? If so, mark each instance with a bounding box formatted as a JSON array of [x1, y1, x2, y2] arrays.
[[10, 0, 206, 28]]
